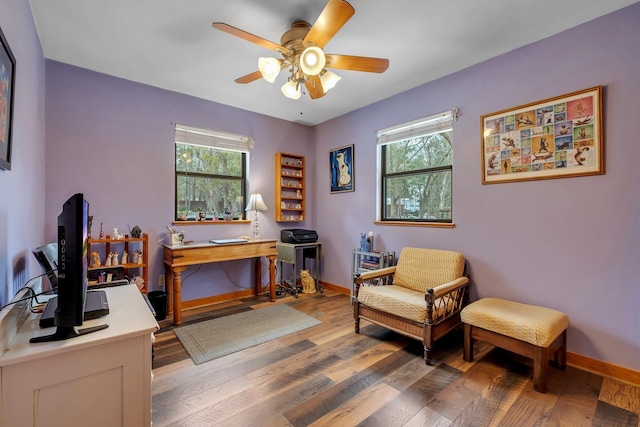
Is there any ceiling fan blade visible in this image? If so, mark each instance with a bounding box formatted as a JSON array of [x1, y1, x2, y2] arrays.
[[303, 0, 355, 48], [213, 22, 292, 56], [235, 70, 263, 84], [305, 75, 326, 99], [325, 54, 389, 73]]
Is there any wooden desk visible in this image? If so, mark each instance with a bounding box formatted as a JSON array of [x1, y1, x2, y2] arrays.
[[163, 239, 278, 325]]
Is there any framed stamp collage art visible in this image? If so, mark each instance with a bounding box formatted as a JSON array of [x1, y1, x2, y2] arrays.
[[481, 86, 603, 184]]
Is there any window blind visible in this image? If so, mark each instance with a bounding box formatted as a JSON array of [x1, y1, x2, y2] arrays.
[[376, 108, 459, 146], [174, 123, 254, 153]]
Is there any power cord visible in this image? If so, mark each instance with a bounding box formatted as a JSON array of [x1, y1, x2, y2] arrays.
[[0, 271, 56, 313]]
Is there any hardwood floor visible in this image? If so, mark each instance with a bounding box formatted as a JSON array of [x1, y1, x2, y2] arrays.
[[152, 290, 640, 426]]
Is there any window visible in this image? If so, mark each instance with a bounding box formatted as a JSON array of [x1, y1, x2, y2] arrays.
[[376, 109, 458, 223], [174, 124, 253, 221]]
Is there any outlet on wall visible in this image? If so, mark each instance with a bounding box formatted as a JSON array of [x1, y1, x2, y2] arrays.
[[158, 274, 165, 288]]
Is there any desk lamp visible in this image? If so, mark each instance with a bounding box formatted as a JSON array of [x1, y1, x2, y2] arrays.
[[245, 193, 268, 239]]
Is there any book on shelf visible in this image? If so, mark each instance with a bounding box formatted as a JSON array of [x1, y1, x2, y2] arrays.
[[360, 261, 381, 270]]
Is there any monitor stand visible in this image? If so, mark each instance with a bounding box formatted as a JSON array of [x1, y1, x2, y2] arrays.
[[30, 324, 109, 343]]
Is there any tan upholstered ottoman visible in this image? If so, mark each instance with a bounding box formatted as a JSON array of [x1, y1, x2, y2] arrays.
[[461, 297, 569, 393]]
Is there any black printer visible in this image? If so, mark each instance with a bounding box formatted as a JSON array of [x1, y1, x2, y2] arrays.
[[280, 229, 318, 244]]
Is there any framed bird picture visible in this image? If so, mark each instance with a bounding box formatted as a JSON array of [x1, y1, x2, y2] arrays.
[[481, 86, 603, 184]]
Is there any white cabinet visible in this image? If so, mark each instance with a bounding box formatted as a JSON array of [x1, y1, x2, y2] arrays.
[[0, 285, 158, 427]]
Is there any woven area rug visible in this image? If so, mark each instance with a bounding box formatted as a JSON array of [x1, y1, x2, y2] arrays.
[[173, 304, 321, 365]]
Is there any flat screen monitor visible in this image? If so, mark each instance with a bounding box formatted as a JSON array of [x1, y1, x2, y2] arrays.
[[30, 193, 108, 343]]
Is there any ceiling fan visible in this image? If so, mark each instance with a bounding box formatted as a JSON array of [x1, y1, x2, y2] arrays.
[[212, 0, 389, 100]]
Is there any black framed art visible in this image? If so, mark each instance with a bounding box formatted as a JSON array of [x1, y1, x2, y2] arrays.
[[0, 25, 16, 171], [330, 144, 354, 193]]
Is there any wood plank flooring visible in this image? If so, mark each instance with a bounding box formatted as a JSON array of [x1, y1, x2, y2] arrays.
[[152, 290, 640, 426]]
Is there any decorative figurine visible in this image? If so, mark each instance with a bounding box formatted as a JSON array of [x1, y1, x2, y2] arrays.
[[121, 251, 128, 265], [300, 270, 316, 294], [99, 222, 104, 239], [131, 225, 142, 238], [90, 251, 101, 267], [105, 252, 112, 266], [360, 233, 371, 253], [113, 228, 125, 239]]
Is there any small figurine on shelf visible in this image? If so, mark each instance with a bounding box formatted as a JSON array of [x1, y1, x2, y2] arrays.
[[225, 206, 232, 221], [131, 225, 142, 238], [137, 251, 143, 264], [360, 233, 371, 253], [113, 228, 125, 240], [90, 251, 101, 268], [105, 252, 113, 267], [99, 222, 104, 239], [121, 251, 128, 265]]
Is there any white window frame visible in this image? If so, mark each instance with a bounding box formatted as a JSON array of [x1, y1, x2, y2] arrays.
[[375, 108, 459, 223], [174, 124, 253, 221]]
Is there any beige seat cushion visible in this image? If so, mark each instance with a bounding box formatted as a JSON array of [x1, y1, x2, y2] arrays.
[[358, 285, 455, 323], [393, 248, 465, 292], [461, 298, 569, 347]]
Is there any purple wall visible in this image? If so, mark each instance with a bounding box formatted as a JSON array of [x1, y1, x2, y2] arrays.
[[315, 4, 640, 371], [44, 61, 314, 300], [0, 0, 46, 305], [6, 1, 637, 372]]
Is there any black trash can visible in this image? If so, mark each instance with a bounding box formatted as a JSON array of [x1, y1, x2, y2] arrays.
[[148, 291, 167, 320]]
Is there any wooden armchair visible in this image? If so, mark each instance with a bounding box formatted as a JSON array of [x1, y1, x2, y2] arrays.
[[353, 247, 470, 364]]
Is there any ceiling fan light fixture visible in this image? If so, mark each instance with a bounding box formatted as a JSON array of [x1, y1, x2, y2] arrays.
[[281, 80, 301, 99], [258, 57, 281, 83], [321, 70, 341, 92], [300, 46, 326, 76]]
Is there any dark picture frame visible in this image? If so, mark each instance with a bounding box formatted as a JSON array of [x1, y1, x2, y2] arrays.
[[0, 25, 16, 171], [481, 86, 603, 184], [329, 144, 354, 193]]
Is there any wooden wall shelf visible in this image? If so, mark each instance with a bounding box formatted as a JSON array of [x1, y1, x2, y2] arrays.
[[87, 233, 149, 293], [275, 152, 305, 223]]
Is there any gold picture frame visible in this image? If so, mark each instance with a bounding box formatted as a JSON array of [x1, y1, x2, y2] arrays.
[[481, 86, 603, 184]]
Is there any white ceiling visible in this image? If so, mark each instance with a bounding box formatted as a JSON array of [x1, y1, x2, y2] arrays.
[[29, 0, 638, 126]]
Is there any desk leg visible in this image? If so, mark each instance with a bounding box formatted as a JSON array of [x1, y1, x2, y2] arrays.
[[171, 266, 188, 326], [267, 254, 276, 302], [255, 258, 262, 296], [164, 265, 173, 315]]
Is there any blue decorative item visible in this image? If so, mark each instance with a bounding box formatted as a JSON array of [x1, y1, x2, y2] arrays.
[[360, 233, 370, 253]]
